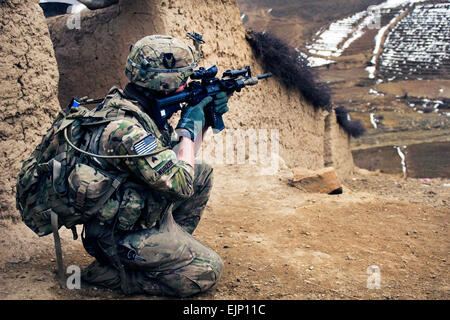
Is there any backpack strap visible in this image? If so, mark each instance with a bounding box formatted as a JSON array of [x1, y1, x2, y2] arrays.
[[109, 207, 132, 295], [75, 180, 89, 210], [114, 101, 163, 139], [50, 209, 65, 288]]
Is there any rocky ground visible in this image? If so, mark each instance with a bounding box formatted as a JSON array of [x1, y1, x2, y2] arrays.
[[0, 164, 448, 300]]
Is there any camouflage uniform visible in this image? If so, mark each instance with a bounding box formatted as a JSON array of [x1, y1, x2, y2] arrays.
[[80, 87, 223, 297]]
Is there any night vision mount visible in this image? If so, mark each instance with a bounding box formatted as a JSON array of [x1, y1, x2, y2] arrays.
[[186, 32, 205, 62]]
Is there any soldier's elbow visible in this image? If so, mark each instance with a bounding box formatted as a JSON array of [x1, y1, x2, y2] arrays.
[[172, 183, 195, 201]]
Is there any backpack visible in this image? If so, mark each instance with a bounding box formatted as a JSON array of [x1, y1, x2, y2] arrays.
[[16, 104, 116, 237], [16, 88, 166, 238], [16, 88, 169, 292]]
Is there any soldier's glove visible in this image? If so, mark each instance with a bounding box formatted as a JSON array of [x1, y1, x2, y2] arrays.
[[176, 96, 213, 141], [213, 91, 231, 115]]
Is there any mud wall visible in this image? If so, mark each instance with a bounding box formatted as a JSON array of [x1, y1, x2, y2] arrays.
[[48, 0, 334, 170], [0, 0, 61, 220], [48, 0, 165, 106], [324, 110, 355, 178]]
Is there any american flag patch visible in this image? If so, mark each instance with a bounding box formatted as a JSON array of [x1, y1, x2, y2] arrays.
[[133, 135, 158, 155]]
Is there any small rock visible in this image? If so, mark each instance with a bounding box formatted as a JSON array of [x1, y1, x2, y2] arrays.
[[223, 245, 230, 249], [290, 167, 342, 194], [308, 266, 314, 270], [305, 245, 311, 248]]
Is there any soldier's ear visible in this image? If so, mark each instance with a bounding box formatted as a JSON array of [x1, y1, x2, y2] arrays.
[[129, 44, 134, 52]]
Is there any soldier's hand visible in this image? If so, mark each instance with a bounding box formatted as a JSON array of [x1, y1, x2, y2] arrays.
[[176, 96, 213, 141], [213, 91, 231, 115]]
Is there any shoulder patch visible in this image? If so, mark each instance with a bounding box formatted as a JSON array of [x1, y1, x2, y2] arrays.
[[156, 160, 174, 175], [133, 135, 158, 155]]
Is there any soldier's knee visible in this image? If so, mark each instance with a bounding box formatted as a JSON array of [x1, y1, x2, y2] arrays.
[[199, 252, 224, 292], [164, 254, 224, 297], [214, 253, 224, 278]]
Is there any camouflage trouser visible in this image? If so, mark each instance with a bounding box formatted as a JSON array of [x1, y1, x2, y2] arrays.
[[81, 163, 223, 297], [172, 162, 214, 234]]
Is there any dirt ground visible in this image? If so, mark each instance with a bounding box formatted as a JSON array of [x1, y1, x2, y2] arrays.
[[0, 164, 448, 300]]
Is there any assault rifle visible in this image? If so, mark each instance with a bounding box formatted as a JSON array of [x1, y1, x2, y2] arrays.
[[155, 65, 272, 132]]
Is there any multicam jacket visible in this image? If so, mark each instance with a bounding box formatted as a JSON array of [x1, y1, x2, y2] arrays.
[[85, 86, 194, 230]]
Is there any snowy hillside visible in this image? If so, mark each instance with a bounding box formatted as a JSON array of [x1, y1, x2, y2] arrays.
[[377, 3, 450, 80], [304, 0, 427, 67]]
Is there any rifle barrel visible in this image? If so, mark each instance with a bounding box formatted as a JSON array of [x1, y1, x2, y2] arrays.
[[257, 73, 272, 80]]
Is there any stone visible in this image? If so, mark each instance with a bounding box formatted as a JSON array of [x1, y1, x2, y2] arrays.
[[290, 167, 343, 194]]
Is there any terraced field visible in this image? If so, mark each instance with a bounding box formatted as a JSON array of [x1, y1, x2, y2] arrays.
[[378, 3, 450, 80]]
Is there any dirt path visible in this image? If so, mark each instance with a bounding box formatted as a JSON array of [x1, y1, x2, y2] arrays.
[[0, 165, 448, 300]]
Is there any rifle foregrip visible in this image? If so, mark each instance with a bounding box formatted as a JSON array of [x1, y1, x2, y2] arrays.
[[207, 104, 225, 132], [212, 111, 225, 132]]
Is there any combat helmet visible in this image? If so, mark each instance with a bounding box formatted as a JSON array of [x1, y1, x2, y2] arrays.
[[125, 35, 200, 92]]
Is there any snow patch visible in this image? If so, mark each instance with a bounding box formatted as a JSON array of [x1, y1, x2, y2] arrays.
[[307, 0, 427, 63], [370, 113, 378, 129], [307, 56, 336, 67], [394, 146, 407, 175]]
